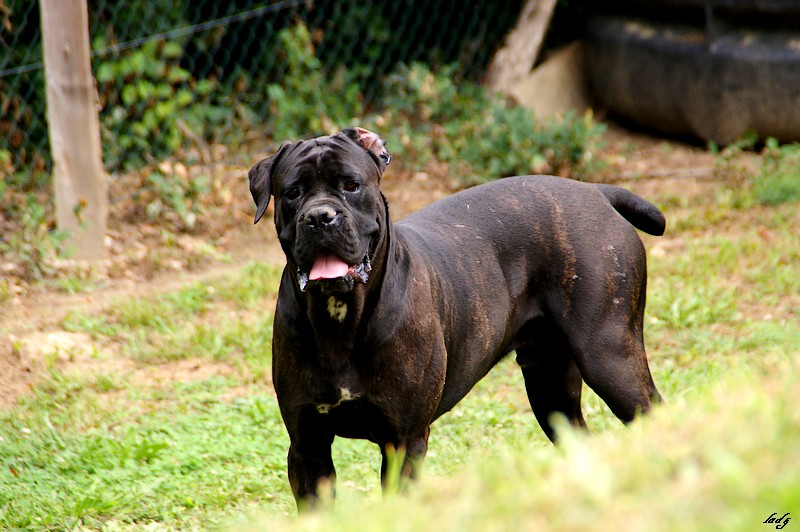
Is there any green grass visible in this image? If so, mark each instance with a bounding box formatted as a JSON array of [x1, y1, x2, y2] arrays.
[[1, 379, 294, 528], [62, 262, 281, 378], [2, 170, 799, 529], [753, 140, 800, 206]]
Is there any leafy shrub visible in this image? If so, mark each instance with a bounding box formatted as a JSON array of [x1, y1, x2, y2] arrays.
[[382, 63, 462, 122], [144, 171, 210, 232], [0, 193, 68, 280], [95, 40, 228, 171], [379, 62, 605, 184], [266, 24, 363, 140]]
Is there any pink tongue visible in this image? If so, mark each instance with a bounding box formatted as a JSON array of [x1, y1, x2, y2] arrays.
[[309, 253, 350, 280]]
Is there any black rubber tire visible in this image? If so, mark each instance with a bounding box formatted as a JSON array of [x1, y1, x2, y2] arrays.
[[586, 15, 800, 144], [625, 0, 800, 13]]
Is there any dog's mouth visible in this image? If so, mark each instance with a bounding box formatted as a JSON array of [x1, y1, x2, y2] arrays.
[[297, 252, 372, 293]]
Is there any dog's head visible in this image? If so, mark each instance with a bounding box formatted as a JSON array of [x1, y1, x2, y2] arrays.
[[249, 128, 391, 293]]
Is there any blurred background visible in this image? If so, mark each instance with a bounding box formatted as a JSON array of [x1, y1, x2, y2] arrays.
[[3, 0, 800, 179], [2, 0, 527, 177]]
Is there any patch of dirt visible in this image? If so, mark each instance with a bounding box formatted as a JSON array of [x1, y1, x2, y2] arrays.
[[133, 357, 237, 387], [0, 326, 255, 407], [1, 330, 126, 405], [0, 124, 737, 409], [600, 125, 716, 182]]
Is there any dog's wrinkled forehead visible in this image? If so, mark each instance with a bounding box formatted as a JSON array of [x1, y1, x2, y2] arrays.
[[249, 127, 390, 224], [276, 131, 385, 181]]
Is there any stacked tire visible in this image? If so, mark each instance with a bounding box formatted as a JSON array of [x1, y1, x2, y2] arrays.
[[586, 1, 800, 144]]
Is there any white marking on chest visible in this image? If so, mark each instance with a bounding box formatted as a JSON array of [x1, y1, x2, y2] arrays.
[[316, 387, 359, 414], [327, 296, 347, 322]]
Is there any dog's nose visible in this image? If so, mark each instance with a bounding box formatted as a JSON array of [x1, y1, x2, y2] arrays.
[[302, 206, 339, 228]]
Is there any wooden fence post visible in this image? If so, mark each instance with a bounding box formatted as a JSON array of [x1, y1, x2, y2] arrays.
[[40, 0, 107, 260], [485, 0, 557, 94]]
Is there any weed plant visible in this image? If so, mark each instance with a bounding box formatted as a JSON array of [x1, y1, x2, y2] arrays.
[[753, 138, 800, 205], [712, 134, 800, 208], [0, 192, 68, 280], [377, 62, 604, 184]]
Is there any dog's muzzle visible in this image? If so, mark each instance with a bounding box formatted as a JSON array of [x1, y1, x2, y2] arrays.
[[297, 253, 372, 293]]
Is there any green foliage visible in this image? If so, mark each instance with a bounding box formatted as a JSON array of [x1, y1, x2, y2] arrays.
[[383, 63, 462, 122], [267, 24, 363, 140], [144, 171, 210, 232], [0, 167, 51, 192], [379, 63, 605, 184], [0, 193, 68, 280], [0, 149, 12, 175], [0, 278, 12, 303], [95, 40, 229, 171], [753, 138, 800, 206], [3, 15, 595, 187], [0, 0, 49, 176], [707, 130, 759, 156], [4, 0, 526, 179]]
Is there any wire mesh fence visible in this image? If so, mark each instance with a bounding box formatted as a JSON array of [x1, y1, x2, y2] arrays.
[[1, 0, 525, 182]]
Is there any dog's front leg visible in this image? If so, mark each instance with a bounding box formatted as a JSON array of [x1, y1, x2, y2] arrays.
[[380, 428, 430, 493], [287, 430, 335, 511]]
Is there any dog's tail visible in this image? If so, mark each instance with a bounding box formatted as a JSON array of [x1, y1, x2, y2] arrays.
[[596, 184, 666, 236]]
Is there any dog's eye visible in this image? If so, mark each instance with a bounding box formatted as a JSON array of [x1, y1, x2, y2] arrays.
[[284, 187, 300, 200], [343, 179, 360, 193]]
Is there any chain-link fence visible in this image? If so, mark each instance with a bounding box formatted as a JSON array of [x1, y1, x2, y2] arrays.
[[1, 0, 526, 181]]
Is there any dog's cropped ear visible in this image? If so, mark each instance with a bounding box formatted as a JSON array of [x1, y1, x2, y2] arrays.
[[343, 127, 391, 172], [249, 141, 291, 224]]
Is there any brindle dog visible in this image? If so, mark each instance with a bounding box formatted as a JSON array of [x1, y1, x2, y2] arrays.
[[248, 128, 665, 509]]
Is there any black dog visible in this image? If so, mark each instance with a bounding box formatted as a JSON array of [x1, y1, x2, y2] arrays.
[[249, 128, 665, 509]]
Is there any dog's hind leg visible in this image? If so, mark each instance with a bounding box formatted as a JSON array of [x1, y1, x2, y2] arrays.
[[517, 344, 587, 443], [380, 428, 430, 492], [555, 244, 662, 426], [568, 323, 662, 424]]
